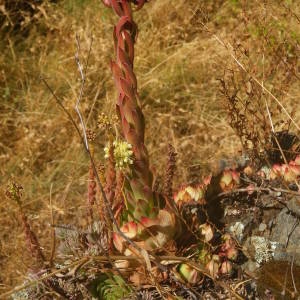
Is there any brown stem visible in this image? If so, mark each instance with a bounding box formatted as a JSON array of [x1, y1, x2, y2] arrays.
[[164, 144, 177, 201], [105, 139, 117, 208], [87, 163, 96, 221], [19, 209, 45, 268]]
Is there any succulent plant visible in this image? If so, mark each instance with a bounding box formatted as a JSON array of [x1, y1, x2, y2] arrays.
[[219, 170, 240, 191], [113, 209, 176, 254], [178, 264, 201, 284], [219, 260, 233, 275], [220, 234, 238, 261], [243, 165, 254, 176], [267, 156, 300, 182], [199, 223, 214, 242], [102, 0, 179, 261], [282, 164, 298, 182], [91, 273, 132, 300], [206, 255, 221, 278], [174, 184, 207, 207]]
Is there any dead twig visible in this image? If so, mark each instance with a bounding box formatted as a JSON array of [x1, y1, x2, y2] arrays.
[[218, 186, 300, 198]]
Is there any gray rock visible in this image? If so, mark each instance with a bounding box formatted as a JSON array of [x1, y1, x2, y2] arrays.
[[242, 260, 260, 273], [258, 223, 267, 232], [272, 242, 291, 262], [287, 196, 300, 216], [229, 221, 245, 242], [227, 216, 254, 243], [244, 236, 278, 264], [270, 207, 300, 265]]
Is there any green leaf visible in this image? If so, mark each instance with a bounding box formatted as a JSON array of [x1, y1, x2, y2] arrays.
[[90, 273, 132, 300]]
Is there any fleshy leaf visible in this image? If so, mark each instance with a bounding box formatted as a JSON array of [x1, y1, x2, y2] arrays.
[[178, 264, 200, 284]]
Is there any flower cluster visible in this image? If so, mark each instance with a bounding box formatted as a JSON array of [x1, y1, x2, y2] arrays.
[[104, 140, 134, 170]]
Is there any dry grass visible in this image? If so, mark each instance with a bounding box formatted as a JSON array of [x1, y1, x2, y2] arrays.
[[0, 0, 299, 292]]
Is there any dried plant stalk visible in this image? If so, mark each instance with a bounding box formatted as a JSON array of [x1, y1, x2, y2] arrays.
[[87, 164, 96, 221], [87, 129, 97, 221], [6, 182, 45, 268], [105, 140, 117, 207], [164, 144, 177, 201], [19, 210, 45, 268]]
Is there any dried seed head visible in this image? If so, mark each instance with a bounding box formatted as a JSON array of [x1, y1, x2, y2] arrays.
[[97, 163, 105, 175], [163, 144, 177, 200], [98, 112, 111, 131], [86, 129, 96, 142], [6, 181, 23, 205]]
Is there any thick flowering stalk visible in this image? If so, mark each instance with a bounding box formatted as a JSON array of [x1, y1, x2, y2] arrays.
[[102, 1, 178, 257], [104, 0, 156, 218]]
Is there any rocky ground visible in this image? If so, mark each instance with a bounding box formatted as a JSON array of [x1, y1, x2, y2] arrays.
[[8, 133, 300, 300]]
